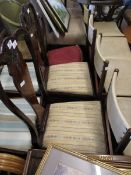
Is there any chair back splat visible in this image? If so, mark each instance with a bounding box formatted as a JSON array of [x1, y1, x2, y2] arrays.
[[94, 34, 109, 97], [20, 2, 48, 66], [107, 70, 131, 155], [87, 12, 97, 65], [20, 3, 50, 102], [0, 30, 46, 150], [20, 3, 48, 66]]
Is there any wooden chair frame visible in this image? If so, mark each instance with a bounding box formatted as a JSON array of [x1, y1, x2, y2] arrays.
[[107, 69, 131, 155], [0, 30, 112, 157], [20, 3, 109, 103], [0, 31, 46, 156]]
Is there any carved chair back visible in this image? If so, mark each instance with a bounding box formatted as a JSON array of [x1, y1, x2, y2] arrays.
[[20, 2, 48, 66], [0, 30, 46, 152]]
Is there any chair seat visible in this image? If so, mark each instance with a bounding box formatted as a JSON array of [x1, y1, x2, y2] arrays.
[[117, 97, 131, 156], [0, 98, 37, 151], [104, 59, 131, 96], [47, 45, 82, 65], [43, 101, 106, 154], [47, 17, 86, 45], [1, 62, 39, 92], [47, 62, 93, 95], [94, 21, 124, 36], [99, 36, 131, 60]]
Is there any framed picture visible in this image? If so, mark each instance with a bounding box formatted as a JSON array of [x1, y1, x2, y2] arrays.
[[35, 145, 127, 175], [36, 0, 60, 38], [45, 0, 70, 31], [39, 0, 66, 34]]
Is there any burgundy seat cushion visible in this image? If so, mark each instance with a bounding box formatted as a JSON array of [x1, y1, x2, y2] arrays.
[[47, 45, 82, 65]]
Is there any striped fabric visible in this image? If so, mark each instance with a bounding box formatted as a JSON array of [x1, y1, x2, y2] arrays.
[[94, 22, 124, 36], [47, 62, 93, 95], [0, 98, 36, 151], [0, 62, 39, 91], [43, 101, 106, 154], [117, 97, 131, 155]]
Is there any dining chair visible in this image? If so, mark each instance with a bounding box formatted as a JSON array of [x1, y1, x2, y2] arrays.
[[0, 35, 45, 155], [107, 69, 131, 155], [94, 33, 131, 97], [89, 13, 131, 60], [0, 35, 112, 155], [0, 29, 40, 97], [20, 9, 111, 102]]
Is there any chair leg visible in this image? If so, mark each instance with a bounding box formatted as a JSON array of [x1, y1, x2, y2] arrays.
[[115, 129, 131, 154]]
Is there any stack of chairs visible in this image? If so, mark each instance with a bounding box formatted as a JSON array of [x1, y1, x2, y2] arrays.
[[0, 28, 111, 155], [0, 1, 131, 174], [87, 8, 131, 97], [85, 4, 131, 156]]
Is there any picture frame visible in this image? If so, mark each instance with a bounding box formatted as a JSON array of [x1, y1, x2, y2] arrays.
[[35, 145, 128, 175], [45, 0, 70, 31], [36, 0, 60, 38], [39, 0, 65, 34]]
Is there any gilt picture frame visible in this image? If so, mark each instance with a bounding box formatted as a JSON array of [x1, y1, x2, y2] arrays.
[[45, 0, 70, 31], [35, 145, 128, 175]]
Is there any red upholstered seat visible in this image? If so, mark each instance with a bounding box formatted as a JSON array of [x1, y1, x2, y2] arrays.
[[47, 45, 82, 65]]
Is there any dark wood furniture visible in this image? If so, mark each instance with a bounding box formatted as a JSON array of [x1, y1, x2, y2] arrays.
[[0, 30, 45, 155], [74, 0, 123, 20], [0, 29, 112, 158], [20, 3, 95, 103], [20, 3, 111, 104]]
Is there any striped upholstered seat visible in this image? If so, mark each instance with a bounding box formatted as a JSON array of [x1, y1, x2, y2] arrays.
[[47, 62, 93, 95], [43, 101, 106, 154], [0, 98, 37, 151], [1, 62, 39, 92]]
